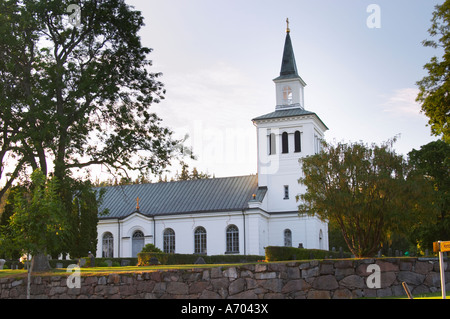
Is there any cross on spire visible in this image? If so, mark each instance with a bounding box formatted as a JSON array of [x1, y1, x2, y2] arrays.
[[136, 197, 140, 210], [286, 17, 290, 33]]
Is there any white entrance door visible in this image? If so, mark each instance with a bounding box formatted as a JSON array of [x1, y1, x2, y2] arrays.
[[132, 230, 145, 257]]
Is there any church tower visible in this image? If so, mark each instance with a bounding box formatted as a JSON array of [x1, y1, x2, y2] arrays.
[[252, 20, 328, 213]]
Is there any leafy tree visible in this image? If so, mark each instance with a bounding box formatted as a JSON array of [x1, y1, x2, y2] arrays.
[[0, 170, 66, 275], [408, 140, 450, 251], [416, 0, 450, 143], [61, 178, 107, 259], [1, 0, 188, 260], [297, 139, 434, 257], [0, 0, 185, 197], [174, 161, 212, 181]]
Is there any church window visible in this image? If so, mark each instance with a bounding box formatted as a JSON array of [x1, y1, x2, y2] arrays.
[[282, 132, 289, 154], [163, 228, 175, 253], [194, 226, 207, 255], [283, 86, 293, 105], [269, 133, 276, 155], [102, 232, 114, 258], [226, 225, 239, 254], [294, 131, 301, 152], [284, 229, 292, 247], [314, 135, 322, 154], [284, 185, 289, 199]]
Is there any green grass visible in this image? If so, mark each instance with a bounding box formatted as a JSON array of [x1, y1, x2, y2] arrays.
[[0, 262, 254, 279]]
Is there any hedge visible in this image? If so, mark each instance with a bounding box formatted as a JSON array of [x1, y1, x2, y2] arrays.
[[265, 246, 351, 262], [137, 252, 264, 266]]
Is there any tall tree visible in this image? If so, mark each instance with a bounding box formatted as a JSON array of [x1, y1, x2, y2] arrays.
[[0, 0, 185, 197], [1, 170, 66, 274], [416, 0, 450, 143], [297, 139, 434, 257], [408, 140, 450, 251]]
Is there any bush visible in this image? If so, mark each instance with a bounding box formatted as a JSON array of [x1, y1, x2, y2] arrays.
[[265, 246, 350, 262], [141, 243, 162, 253]]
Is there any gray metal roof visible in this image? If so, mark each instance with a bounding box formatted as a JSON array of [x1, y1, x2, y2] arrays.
[[97, 175, 260, 219], [252, 108, 314, 121], [252, 108, 329, 131]]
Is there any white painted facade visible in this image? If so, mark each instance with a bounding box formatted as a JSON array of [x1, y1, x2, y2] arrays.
[[96, 27, 329, 258]]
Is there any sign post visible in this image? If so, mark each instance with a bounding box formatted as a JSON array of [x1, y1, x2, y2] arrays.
[[433, 241, 449, 299]]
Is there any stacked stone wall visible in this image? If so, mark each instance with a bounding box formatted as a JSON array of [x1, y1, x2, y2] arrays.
[[0, 258, 448, 299]]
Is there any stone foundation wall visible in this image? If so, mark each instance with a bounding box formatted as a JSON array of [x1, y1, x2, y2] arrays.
[[0, 258, 448, 299]]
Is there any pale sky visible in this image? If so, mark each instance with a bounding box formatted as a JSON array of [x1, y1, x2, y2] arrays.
[[121, 0, 442, 179], [0, 0, 443, 190]]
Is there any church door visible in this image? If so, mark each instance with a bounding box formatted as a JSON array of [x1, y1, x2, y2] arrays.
[[132, 230, 145, 257]]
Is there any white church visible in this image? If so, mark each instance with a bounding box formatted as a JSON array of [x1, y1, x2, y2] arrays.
[[96, 23, 329, 258]]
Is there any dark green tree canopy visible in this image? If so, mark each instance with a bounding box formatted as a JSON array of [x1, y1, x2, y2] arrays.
[[417, 0, 450, 143], [298, 139, 434, 257], [408, 140, 450, 250], [0, 0, 185, 200]]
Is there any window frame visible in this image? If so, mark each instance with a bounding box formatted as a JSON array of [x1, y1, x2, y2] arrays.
[[194, 226, 207, 255], [163, 228, 176, 253], [225, 225, 239, 254]]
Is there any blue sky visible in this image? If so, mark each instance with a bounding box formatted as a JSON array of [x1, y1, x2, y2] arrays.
[[124, 0, 443, 179]]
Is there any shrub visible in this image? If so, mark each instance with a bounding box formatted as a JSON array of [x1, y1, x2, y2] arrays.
[[141, 244, 162, 253]]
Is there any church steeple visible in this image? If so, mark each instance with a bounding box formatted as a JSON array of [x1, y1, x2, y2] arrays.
[[273, 19, 306, 109]]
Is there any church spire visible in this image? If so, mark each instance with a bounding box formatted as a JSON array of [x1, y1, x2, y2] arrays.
[[274, 19, 302, 81], [273, 19, 306, 109]]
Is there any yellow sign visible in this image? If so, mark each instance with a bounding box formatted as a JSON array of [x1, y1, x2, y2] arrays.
[[441, 241, 450, 252], [433, 241, 450, 253]]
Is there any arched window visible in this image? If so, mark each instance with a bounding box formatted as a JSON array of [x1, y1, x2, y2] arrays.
[[284, 229, 292, 247], [194, 227, 207, 255], [283, 86, 293, 104], [132, 230, 145, 257], [282, 132, 289, 154], [163, 228, 175, 253], [294, 131, 301, 153], [102, 232, 114, 258], [269, 133, 276, 155], [226, 225, 239, 254]]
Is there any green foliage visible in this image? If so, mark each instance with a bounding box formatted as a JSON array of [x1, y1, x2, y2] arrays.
[[265, 246, 350, 262], [416, 1, 450, 142], [0, 170, 67, 267], [0, 0, 187, 200], [141, 243, 163, 253], [62, 179, 106, 258], [408, 140, 450, 251], [298, 139, 434, 258]]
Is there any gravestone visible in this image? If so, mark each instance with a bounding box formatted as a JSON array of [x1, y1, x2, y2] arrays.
[[56, 262, 63, 269], [195, 257, 206, 264], [149, 257, 159, 265], [105, 259, 113, 267], [0, 259, 5, 270], [121, 259, 130, 266], [79, 258, 86, 267]]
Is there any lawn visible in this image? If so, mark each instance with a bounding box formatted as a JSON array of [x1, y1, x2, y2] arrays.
[[0, 263, 250, 279]]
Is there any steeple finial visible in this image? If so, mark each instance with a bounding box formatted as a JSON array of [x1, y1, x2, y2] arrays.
[[286, 18, 290, 33], [136, 197, 140, 210]]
